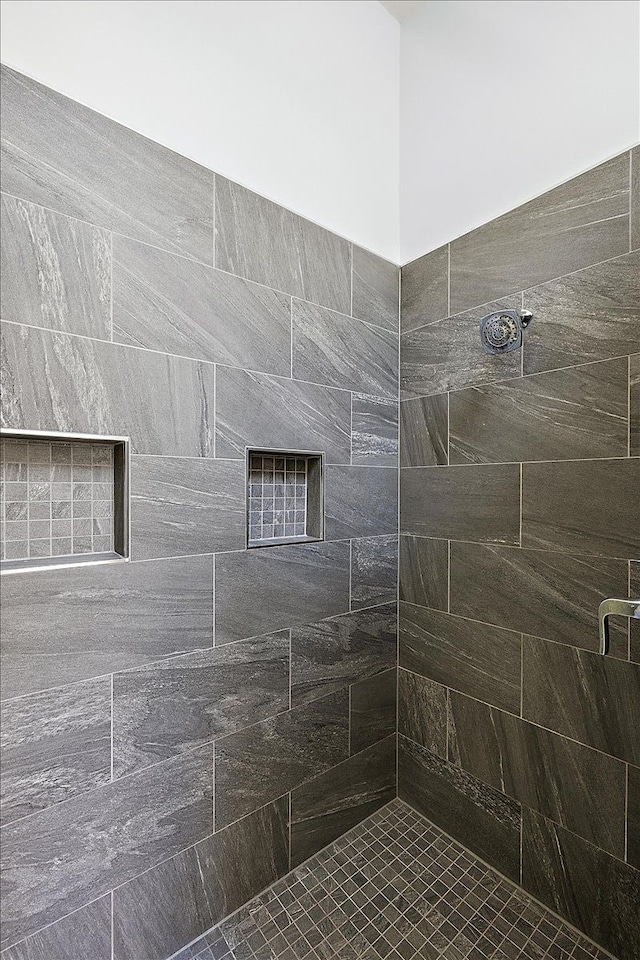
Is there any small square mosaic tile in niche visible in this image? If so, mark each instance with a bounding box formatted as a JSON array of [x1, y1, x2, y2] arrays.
[[247, 451, 323, 547]]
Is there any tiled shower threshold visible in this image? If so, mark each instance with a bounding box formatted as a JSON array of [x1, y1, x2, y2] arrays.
[[170, 799, 614, 960]]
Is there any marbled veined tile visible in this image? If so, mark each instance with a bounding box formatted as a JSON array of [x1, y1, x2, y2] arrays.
[[349, 669, 396, 754], [352, 246, 399, 332], [522, 458, 640, 559], [450, 543, 629, 658], [325, 465, 398, 540], [214, 365, 351, 463], [1, 677, 111, 824], [292, 300, 398, 399], [290, 737, 395, 867], [113, 797, 288, 960], [399, 602, 521, 714], [448, 692, 625, 857], [399, 535, 448, 611], [291, 604, 396, 707], [350, 535, 398, 610], [629, 765, 640, 870], [214, 541, 350, 645], [400, 394, 448, 467], [632, 561, 640, 664], [130, 456, 245, 560], [632, 145, 640, 251], [524, 252, 640, 374], [0, 747, 213, 950], [449, 357, 629, 464], [215, 690, 349, 827], [522, 809, 640, 960], [351, 394, 398, 466], [0, 323, 215, 457], [399, 736, 521, 882], [631, 354, 640, 457], [0, 895, 111, 960], [1, 66, 213, 263], [449, 153, 630, 314], [0, 194, 111, 339], [398, 668, 447, 758], [112, 236, 291, 374], [215, 176, 350, 313], [1, 556, 213, 699], [401, 245, 449, 333], [113, 631, 289, 778]]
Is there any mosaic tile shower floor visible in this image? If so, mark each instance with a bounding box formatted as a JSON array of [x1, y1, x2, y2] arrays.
[[171, 799, 613, 960]]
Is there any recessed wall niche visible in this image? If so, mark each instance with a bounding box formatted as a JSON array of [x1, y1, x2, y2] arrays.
[[0, 430, 129, 573], [247, 450, 324, 547]]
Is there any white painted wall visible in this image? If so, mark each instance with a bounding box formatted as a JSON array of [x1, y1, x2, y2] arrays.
[[0, 0, 401, 261], [400, 0, 640, 263]]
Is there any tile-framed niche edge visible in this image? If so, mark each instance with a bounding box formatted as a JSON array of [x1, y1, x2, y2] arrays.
[[245, 446, 325, 549]]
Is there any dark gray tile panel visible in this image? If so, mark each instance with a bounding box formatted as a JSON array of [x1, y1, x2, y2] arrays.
[[401, 245, 449, 333], [398, 668, 447, 758], [349, 669, 397, 754], [325, 465, 398, 540], [400, 394, 448, 467], [399, 536, 448, 611], [632, 561, 640, 664], [0, 895, 111, 960], [631, 353, 640, 457], [632, 145, 640, 251], [629, 764, 640, 870], [350, 535, 398, 610], [352, 246, 399, 332], [351, 394, 398, 466]]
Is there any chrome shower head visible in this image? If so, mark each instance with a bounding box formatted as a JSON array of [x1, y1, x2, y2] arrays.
[[479, 309, 533, 354]]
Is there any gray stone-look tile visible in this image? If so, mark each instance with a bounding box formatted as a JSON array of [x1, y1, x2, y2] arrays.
[[401, 464, 520, 544], [0, 323, 215, 456], [352, 246, 399, 332], [1, 556, 213, 699], [632, 146, 640, 251], [112, 236, 291, 374], [632, 561, 640, 664], [399, 536, 448, 611], [0, 747, 213, 950], [130, 456, 245, 560], [349, 669, 396, 754], [522, 458, 640, 559], [450, 357, 629, 464], [351, 394, 398, 466], [215, 176, 350, 313], [401, 245, 449, 333], [291, 604, 396, 707], [449, 153, 630, 314], [290, 737, 395, 867], [1, 66, 213, 263], [292, 300, 398, 399], [215, 690, 349, 827], [629, 764, 640, 870], [0, 678, 111, 824], [113, 631, 290, 778], [214, 365, 351, 463], [398, 668, 447, 758], [350, 535, 398, 610], [631, 354, 640, 457], [399, 736, 521, 881], [325, 465, 398, 540], [399, 602, 521, 714], [0, 895, 111, 960], [214, 541, 350, 645], [523, 252, 640, 374], [0, 194, 111, 339], [400, 394, 448, 466], [113, 797, 288, 960]]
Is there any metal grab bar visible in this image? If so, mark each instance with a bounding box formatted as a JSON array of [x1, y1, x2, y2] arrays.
[[598, 598, 640, 655]]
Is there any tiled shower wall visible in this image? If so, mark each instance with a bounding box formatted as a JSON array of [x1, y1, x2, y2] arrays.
[[398, 148, 640, 959], [0, 66, 399, 960]]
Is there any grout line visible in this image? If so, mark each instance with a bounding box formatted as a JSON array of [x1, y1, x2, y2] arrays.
[[400, 453, 638, 468]]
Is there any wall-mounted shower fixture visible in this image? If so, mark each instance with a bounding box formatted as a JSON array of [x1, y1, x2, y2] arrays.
[[479, 309, 533, 354], [598, 597, 640, 654]]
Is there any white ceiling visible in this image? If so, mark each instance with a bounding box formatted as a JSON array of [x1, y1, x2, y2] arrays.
[[379, 0, 426, 23]]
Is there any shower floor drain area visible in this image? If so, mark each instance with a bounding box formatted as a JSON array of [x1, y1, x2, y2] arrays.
[[171, 799, 612, 960]]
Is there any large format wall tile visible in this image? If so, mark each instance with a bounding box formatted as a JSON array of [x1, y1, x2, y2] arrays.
[[351, 394, 398, 466], [0, 677, 111, 824], [112, 236, 291, 374], [399, 535, 448, 611], [399, 736, 521, 882], [449, 358, 628, 464], [0, 895, 111, 960], [631, 353, 640, 458], [401, 464, 520, 544], [290, 737, 395, 867], [399, 603, 521, 714], [0, 66, 213, 263], [0, 747, 213, 950], [290, 605, 396, 707], [349, 669, 397, 754], [113, 797, 288, 960], [325, 465, 398, 540], [215, 176, 350, 313], [450, 543, 629, 658], [292, 300, 398, 398], [214, 541, 350, 644], [449, 153, 630, 314], [350, 535, 398, 610], [522, 809, 640, 960], [352, 246, 398, 332], [130, 456, 245, 560], [398, 668, 447, 758], [214, 365, 351, 463], [0, 323, 215, 457], [400, 394, 448, 467], [113, 632, 290, 777], [401, 245, 449, 333], [629, 765, 640, 870], [1, 556, 213, 699], [215, 691, 349, 827], [448, 692, 625, 857], [0, 194, 111, 340], [522, 458, 640, 559], [523, 252, 640, 374]]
